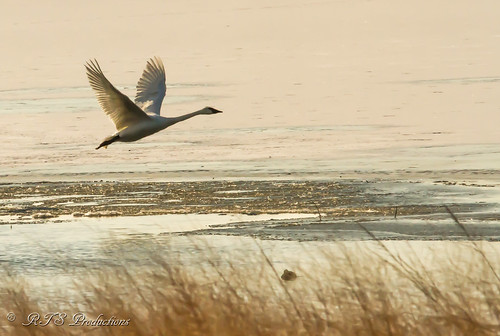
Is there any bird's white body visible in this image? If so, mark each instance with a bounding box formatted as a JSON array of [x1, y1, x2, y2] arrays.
[[85, 57, 222, 149], [117, 115, 169, 142], [116, 112, 207, 142]]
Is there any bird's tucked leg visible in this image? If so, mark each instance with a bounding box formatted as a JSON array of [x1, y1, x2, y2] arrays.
[[96, 134, 120, 150]]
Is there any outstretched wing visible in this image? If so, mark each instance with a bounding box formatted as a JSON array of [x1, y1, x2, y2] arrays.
[[85, 59, 150, 131], [134, 57, 166, 115]]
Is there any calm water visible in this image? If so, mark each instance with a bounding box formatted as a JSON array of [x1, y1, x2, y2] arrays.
[[1, 82, 500, 183]]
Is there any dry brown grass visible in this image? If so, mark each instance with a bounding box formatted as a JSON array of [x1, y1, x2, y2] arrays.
[[0, 235, 499, 336]]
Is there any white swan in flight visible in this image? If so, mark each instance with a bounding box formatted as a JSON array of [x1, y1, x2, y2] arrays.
[[85, 57, 222, 150]]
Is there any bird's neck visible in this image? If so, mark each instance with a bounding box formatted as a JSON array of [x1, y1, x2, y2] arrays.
[[168, 109, 207, 126]]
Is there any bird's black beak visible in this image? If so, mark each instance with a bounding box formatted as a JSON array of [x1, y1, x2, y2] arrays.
[[208, 107, 223, 114]]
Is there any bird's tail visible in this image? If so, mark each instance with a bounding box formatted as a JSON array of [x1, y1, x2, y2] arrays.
[[96, 134, 120, 150]]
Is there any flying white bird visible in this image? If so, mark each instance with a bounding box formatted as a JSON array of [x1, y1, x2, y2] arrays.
[[85, 57, 222, 150]]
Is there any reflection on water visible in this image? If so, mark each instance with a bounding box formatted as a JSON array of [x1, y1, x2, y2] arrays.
[[0, 213, 316, 276], [402, 76, 500, 85]]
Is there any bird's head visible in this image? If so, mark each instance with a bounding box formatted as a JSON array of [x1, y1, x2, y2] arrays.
[[201, 106, 223, 114]]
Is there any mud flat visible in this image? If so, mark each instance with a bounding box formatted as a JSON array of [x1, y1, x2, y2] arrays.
[[1, 179, 500, 241], [182, 217, 500, 242], [0, 179, 496, 218]]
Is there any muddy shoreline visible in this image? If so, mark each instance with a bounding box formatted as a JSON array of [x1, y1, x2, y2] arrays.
[[180, 216, 500, 242], [1, 179, 499, 241]]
